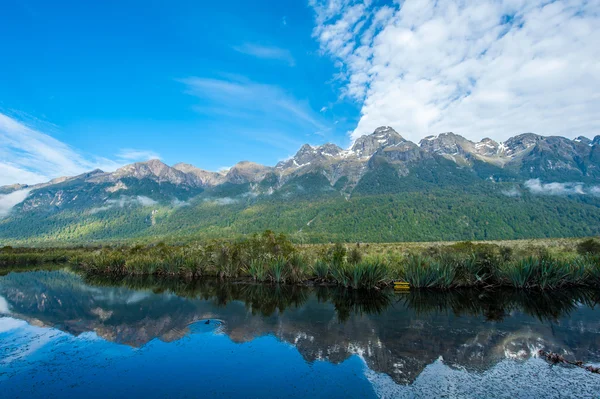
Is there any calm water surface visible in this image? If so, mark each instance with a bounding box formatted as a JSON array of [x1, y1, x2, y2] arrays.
[[1, 268, 599, 398]]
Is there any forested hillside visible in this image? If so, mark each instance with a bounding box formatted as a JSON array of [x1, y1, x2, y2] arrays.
[[1, 127, 600, 245]]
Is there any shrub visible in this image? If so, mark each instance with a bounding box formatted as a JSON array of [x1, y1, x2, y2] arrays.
[[327, 243, 347, 268], [577, 239, 600, 256], [347, 246, 363, 265]]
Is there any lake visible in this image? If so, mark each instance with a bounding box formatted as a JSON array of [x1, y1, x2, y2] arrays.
[[0, 268, 599, 398]]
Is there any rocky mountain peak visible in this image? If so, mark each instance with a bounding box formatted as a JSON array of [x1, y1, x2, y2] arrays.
[[0, 183, 29, 194], [503, 133, 542, 157], [226, 161, 272, 184], [351, 127, 405, 158], [115, 159, 167, 176], [574, 136, 592, 146], [172, 163, 226, 187], [474, 137, 500, 156], [593, 136, 600, 146], [100, 159, 195, 186], [419, 132, 471, 155], [276, 143, 344, 171]]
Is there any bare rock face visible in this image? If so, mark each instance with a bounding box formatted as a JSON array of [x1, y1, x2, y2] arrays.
[[85, 159, 198, 187], [351, 126, 406, 158], [110, 160, 194, 185], [574, 136, 592, 146], [419, 132, 470, 156], [474, 138, 501, 157], [276, 143, 344, 171], [0, 183, 30, 195], [377, 141, 422, 164], [503, 133, 543, 157], [518, 135, 595, 177], [172, 163, 226, 187], [225, 161, 273, 184]]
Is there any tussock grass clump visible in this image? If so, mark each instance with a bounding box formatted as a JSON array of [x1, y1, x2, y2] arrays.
[[582, 256, 600, 285], [499, 256, 587, 290], [402, 256, 441, 288], [351, 261, 389, 289], [4, 237, 600, 291], [312, 260, 329, 281], [247, 258, 269, 282], [269, 256, 288, 284]]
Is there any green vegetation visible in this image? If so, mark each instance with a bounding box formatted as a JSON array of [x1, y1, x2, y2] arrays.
[[2, 183, 600, 246], [2, 233, 600, 291]]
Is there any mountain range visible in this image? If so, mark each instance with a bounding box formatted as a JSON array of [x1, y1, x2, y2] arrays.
[[1, 127, 600, 244]]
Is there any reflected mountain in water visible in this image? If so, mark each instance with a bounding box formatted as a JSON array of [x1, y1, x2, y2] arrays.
[[0, 269, 599, 385]]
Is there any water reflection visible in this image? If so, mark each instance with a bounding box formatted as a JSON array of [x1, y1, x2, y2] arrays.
[[0, 269, 599, 390], [83, 272, 600, 323]]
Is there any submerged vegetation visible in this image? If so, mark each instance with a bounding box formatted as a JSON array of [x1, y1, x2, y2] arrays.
[[2, 232, 600, 290]]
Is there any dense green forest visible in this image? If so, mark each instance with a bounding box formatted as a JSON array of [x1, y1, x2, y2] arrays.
[[2, 184, 600, 246]]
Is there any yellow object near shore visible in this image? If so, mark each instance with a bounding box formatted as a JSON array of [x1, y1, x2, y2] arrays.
[[393, 281, 410, 290]]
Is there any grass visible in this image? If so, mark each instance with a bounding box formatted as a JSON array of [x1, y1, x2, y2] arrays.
[[2, 232, 600, 291]]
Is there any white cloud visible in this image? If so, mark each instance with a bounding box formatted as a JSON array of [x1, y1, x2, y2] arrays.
[[501, 187, 521, 197], [0, 295, 11, 314], [310, 0, 600, 143], [204, 197, 238, 206], [116, 149, 161, 162], [524, 179, 585, 196], [180, 75, 327, 150], [181, 75, 326, 130], [135, 196, 158, 207], [0, 112, 160, 186], [590, 186, 600, 196], [171, 198, 190, 207], [233, 43, 296, 66], [0, 189, 32, 218], [89, 195, 157, 214]]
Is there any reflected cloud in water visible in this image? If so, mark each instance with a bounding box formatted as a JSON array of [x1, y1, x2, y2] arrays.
[[0, 269, 599, 397]]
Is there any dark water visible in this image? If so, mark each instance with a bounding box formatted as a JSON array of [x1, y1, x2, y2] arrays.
[[1, 269, 599, 398]]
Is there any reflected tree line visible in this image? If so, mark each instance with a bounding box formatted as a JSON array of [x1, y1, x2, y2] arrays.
[[83, 273, 600, 323]]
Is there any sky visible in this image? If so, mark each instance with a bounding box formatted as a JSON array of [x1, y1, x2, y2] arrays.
[[1, 0, 599, 185]]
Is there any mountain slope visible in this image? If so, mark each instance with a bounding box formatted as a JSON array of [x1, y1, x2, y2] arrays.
[[1, 128, 599, 244]]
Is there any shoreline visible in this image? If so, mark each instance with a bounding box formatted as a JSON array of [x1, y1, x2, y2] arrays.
[[2, 232, 600, 291]]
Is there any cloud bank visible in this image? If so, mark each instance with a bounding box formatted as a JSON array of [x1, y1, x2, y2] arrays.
[[524, 179, 595, 196], [310, 0, 600, 143], [0, 112, 160, 186], [0, 189, 32, 218], [89, 196, 158, 214]]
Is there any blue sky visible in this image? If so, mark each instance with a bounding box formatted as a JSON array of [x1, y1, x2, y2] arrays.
[[0, 0, 359, 181], [1, 0, 599, 185]]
